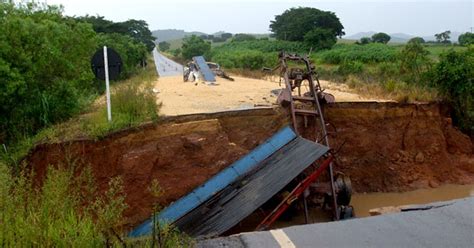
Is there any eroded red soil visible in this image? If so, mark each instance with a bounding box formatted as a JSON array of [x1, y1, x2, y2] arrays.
[[26, 103, 474, 229]]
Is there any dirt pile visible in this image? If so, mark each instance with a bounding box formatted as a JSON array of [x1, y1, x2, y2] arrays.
[[25, 103, 474, 229]]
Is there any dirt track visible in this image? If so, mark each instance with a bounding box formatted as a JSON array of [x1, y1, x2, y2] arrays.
[[154, 75, 388, 116]]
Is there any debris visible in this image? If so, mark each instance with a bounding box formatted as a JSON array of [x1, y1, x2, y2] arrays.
[[183, 57, 234, 83]]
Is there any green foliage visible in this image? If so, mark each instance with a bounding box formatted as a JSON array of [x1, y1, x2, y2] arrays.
[[357, 37, 371, 45], [172, 48, 182, 57], [159, 41, 171, 51], [77, 15, 156, 52], [431, 48, 474, 135], [435, 30, 451, 44], [211, 49, 276, 70], [233, 33, 256, 42], [97, 33, 148, 78], [214, 39, 308, 53], [221, 33, 233, 40], [304, 28, 337, 51], [82, 77, 160, 138], [181, 35, 211, 60], [409, 37, 425, 44], [0, 161, 126, 246], [336, 60, 364, 75], [0, 2, 98, 142], [316, 43, 398, 64], [399, 39, 431, 83], [458, 32, 474, 46], [371, 32, 391, 44], [270, 7, 344, 42]]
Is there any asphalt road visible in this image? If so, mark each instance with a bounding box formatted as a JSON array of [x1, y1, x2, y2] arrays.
[[198, 197, 474, 248], [152, 48, 183, 77]]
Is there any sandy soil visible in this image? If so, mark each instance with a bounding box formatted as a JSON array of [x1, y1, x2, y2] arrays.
[[153, 75, 389, 116]]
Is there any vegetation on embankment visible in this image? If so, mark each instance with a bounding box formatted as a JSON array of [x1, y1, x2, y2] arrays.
[[0, 2, 154, 146], [0, 3, 191, 246], [0, 2, 161, 164]]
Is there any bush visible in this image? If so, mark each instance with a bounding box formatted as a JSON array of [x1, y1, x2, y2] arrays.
[[336, 60, 364, 75], [0, 3, 98, 142], [399, 39, 431, 83], [431, 48, 474, 135], [82, 79, 160, 138]]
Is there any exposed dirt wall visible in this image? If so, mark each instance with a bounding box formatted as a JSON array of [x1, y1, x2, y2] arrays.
[[26, 108, 288, 228], [25, 103, 474, 229], [324, 102, 474, 192]]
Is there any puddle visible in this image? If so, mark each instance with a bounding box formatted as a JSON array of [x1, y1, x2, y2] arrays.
[[226, 184, 474, 234], [351, 184, 474, 217]]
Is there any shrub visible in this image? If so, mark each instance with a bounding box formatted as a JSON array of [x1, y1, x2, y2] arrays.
[[0, 2, 98, 142], [399, 39, 431, 83], [336, 60, 364, 75], [82, 79, 160, 138], [431, 48, 474, 135]]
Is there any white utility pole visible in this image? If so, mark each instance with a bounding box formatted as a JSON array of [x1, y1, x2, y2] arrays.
[[103, 46, 112, 122]]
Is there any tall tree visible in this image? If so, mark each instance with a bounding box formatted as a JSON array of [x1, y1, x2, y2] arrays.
[[435, 30, 451, 44], [371, 32, 391, 44], [158, 41, 170, 51], [76, 16, 156, 51], [181, 35, 211, 60], [408, 37, 425, 44], [458, 32, 474, 46], [269, 7, 344, 45]]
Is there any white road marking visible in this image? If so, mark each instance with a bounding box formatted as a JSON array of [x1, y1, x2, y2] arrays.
[[270, 229, 296, 248]]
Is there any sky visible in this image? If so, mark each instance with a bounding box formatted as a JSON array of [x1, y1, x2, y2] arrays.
[[44, 0, 473, 37]]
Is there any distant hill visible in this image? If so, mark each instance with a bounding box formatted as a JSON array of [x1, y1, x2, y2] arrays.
[[152, 29, 206, 43], [344, 31, 463, 43]]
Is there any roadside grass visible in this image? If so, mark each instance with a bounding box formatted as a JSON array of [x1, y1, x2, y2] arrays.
[[0, 160, 126, 246], [0, 158, 193, 247]]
